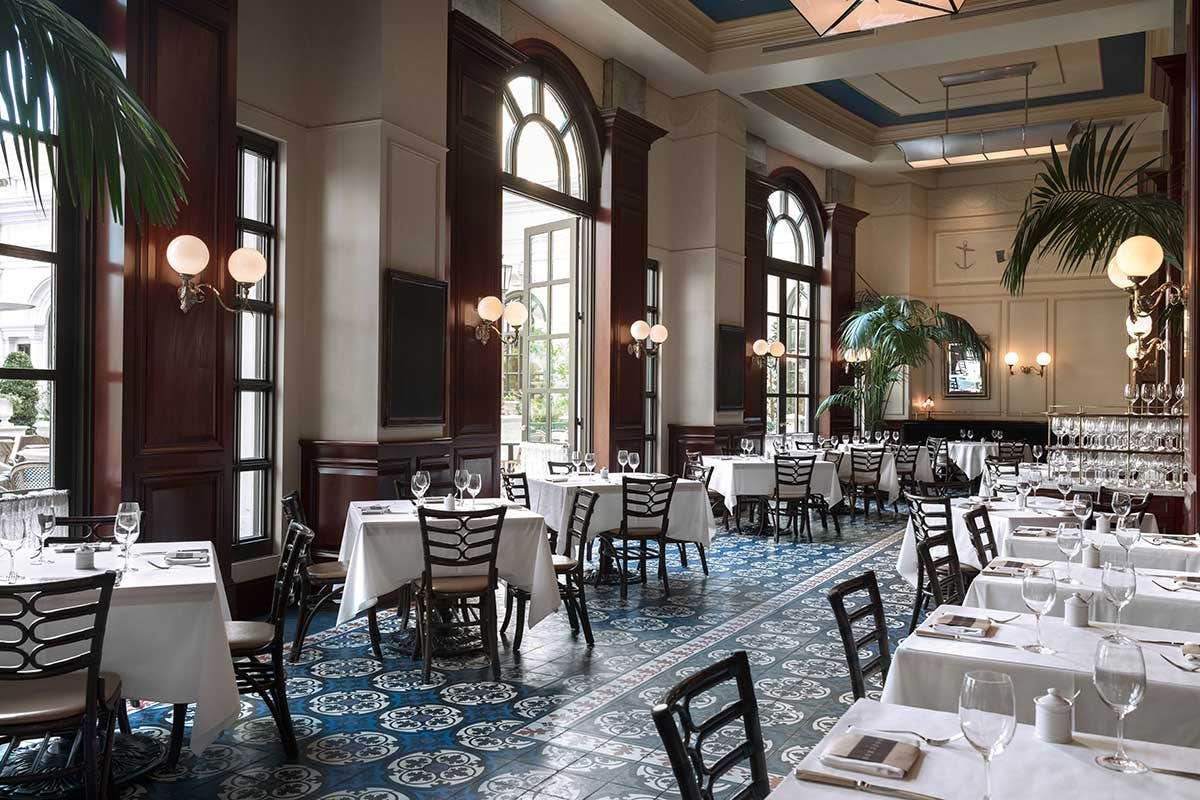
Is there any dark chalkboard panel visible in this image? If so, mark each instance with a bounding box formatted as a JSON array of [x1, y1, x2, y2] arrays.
[[716, 324, 745, 412], [381, 270, 447, 426]]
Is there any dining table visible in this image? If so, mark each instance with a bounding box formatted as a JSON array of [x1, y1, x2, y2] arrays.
[[525, 472, 713, 553], [772, 698, 1200, 798], [338, 498, 560, 628], [15, 541, 240, 754], [1005, 527, 1200, 573], [789, 445, 924, 504], [882, 605, 1200, 748], [896, 496, 1159, 587], [964, 560, 1200, 633], [706, 455, 843, 513], [947, 440, 1032, 479]]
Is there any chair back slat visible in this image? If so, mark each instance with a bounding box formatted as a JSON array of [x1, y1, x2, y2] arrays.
[[905, 493, 953, 543], [652, 650, 770, 800], [963, 506, 998, 564], [849, 447, 883, 483], [502, 472, 532, 509], [925, 436, 949, 468], [827, 570, 890, 700], [916, 531, 967, 606], [893, 444, 920, 473], [998, 441, 1025, 461], [685, 450, 704, 467], [267, 522, 314, 630], [0, 571, 117, 682], [40, 515, 117, 545], [684, 463, 713, 491], [547, 461, 576, 476], [622, 475, 677, 523], [417, 506, 506, 586], [281, 490, 307, 526], [563, 489, 598, 565], [773, 454, 815, 499]]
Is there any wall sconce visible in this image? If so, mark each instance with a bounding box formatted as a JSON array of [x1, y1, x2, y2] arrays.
[[842, 347, 872, 373], [167, 235, 266, 314], [474, 295, 528, 346], [1004, 350, 1052, 376], [628, 320, 668, 359], [751, 338, 785, 368], [1108, 235, 1188, 326], [919, 398, 935, 419]]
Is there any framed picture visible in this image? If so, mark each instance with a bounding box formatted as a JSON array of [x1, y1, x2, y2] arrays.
[[716, 324, 745, 411], [944, 336, 989, 399], [381, 269, 447, 426]]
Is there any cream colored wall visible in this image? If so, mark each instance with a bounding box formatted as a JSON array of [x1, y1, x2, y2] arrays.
[[855, 162, 1132, 422]]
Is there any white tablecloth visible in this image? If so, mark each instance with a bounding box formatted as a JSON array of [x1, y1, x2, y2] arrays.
[[706, 457, 843, 512], [964, 563, 1200, 632], [897, 497, 1158, 587], [517, 441, 567, 478], [773, 698, 1200, 798], [1006, 529, 1200, 573], [790, 448, 903, 503], [338, 500, 560, 628], [14, 542, 239, 753], [526, 473, 713, 551], [881, 605, 1200, 748], [947, 441, 1032, 479]]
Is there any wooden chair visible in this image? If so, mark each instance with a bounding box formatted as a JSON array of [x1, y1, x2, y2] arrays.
[[505, 489, 598, 650], [0, 572, 121, 800], [1097, 488, 1154, 527], [651, 650, 770, 800], [684, 450, 704, 467], [793, 432, 818, 450], [962, 506, 999, 565], [918, 478, 973, 499], [414, 506, 506, 682], [906, 493, 977, 632], [915, 530, 968, 609], [595, 475, 678, 600], [892, 443, 922, 512], [998, 440, 1026, 461], [766, 453, 817, 544], [673, 464, 713, 572], [925, 436, 953, 481], [983, 457, 1019, 491], [827, 570, 891, 700], [41, 515, 117, 545], [501, 471, 531, 508], [547, 461, 576, 475], [845, 447, 886, 519]]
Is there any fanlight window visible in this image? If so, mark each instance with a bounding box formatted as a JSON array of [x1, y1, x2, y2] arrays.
[[766, 189, 816, 265], [502, 73, 585, 200]]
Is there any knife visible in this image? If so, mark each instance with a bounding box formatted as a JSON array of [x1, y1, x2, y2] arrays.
[[793, 769, 944, 800], [914, 629, 1020, 648], [1149, 766, 1200, 781], [1136, 639, 1191, 646]]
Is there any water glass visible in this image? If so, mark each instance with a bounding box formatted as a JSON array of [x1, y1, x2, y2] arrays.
[[30, 511, 55, 564], [1021, 566, 1057, 654], [1015, 472, 1031, 504], [1093, 637, 1147, 774], [1114, 515, 1140, 555], [0, 507, 24, 583], [628, 452, 640, 472], [454, 469, 470, 500], [411, 470, 430, 507], [467, 473, 482, 508], [959, 671, 1016, 800], [1101, 563, 1137, 635], [115, 501, 141, 574], [1111, 491, 1131, 527], [571, 449, 582, 472], [584, 453, 596, 473], [617, 449, 629, 473], [1073, 495, 1093, 530], [1056, 523, 1083, 585], [1055, 472, 1072, 506]]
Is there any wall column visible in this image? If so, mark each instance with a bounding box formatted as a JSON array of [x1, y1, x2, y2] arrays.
[[744, 172, 774, 432], [821, 203, 868, 436]]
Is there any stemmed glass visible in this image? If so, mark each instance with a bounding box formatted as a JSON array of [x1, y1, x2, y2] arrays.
[[617, 449, 629, 474], [1175, 379, 1186, 414], [959, 671, 1016, 800], [994, 430, 1004, 443], [114, 502, 141, 574], [1029, 468, 1042, 502], [1073, 494, 1093, 532], [1140, 383, 1155, 414], [30, 512, 55, 564], [1102, 562, 1137, 636], [0, 508, 24, 583], [1015, 471, 1031, 507], [1057, 522, 1083, 585], [839, 434, 849, 447], [1157, 381, 1172, 414], [1125, 383, 1138, 413], [628, 452, 640, 473], [1021, 565, 1057, 654], [454, 469, 470, 500], [1032, 444, 1043, 463], [1055, 471, 1073, 508], [967, 429, 976, 442], [1114, 515, 1141, 558], [891, 430, 900, 444], [584, 452, 596, 473], [571, 450, 583, 473], [1111, 491, 1131, 531], [411, 470, 430, 508], [1093, 637, 1147, 774], [467, 473, 482, 508], [960, 429, 967, 441]]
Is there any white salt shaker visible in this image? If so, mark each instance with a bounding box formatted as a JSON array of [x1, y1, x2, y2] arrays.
[[1095, 514, 1111, 536], [1082, 542, 1101, 569], [74, 544, 95, 570], [1064, 592, 1091, 627], [1034, 688, 1073, 743], [445, 494, 457, 511]]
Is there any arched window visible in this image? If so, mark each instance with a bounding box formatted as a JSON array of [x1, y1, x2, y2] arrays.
[[766, 189, 816, 265], [502, 73, 586, 201]]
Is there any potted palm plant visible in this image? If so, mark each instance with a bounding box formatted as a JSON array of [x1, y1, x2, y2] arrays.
[[1, 0, 187, 225], [816, 293, 987, 431]]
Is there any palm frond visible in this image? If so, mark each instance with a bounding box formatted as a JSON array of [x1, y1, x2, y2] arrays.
[[0, 0, 187, 226], [1003, 122, 1184, 294]]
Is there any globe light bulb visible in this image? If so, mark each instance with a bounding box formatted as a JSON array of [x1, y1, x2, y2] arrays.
[[844, 348, 858, 363], [858, 347, 872, 361], [630, 320, 650, 341], [1035, 351, 1052, 367], [227, 247, 267, 284], [476, 295, 504, 323], [649, 324, 668, 344], [1004, 351, 1020, 366], [752, 339, 769, 357], [502, 300, 528, 327], [1106, 257, 1134, 289], [1116, 236, 1163, 278], [1126, 341, 1140, 361], [768, 340, 786, 358], [1125, 314, 1153, 339], [166, 235, 209, 276]]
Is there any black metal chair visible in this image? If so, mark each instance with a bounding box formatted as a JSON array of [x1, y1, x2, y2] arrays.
[[547, 461, 576, 475], [414, 506, 506, 682], [918, 478, 974, 499], [651, 650, 770, 800], [983, 457, 1020, 493], [906, 493, 977, 632], [766, 453, 817, 544], [41, 515, 117, 545], [793, 432, 818, 449], [674, 464, 712, 573], [925, 436, 959, 482], [915, 530, 968, 609], [504, 489, 598, 650], [827, 570, 891, 700], [845, 447, 886, 519], [0, 572, 120, 800], [595, 475, 678, 600], [1097, 488, 1154, 527], [501, 471, 531, 508], [998, 441, 1026, 461], [962, 506, 999, 565], [892, 443, 922, 512]]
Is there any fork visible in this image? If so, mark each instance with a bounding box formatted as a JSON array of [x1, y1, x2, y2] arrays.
[[874, 729, 964, 746], [988, 614, 1021, 624], [1159, 654, 1200, 673]]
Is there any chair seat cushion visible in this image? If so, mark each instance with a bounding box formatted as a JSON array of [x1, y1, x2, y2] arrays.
[[0, 671, 121, 726], [596, 527, 662, 540], [417, 574, 491, 594], [551, 554, 578, 573], [226, 620, 275, 654], [307, 561, 347, 582]]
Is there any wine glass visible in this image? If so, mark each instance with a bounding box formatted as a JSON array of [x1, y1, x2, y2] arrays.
[[617, 449, 629, 474], [1140, 383, 1155, 414], [628, 451, 640, 472], [1029, 468, 1043, 501], [839, 434, 849, 447], [1073, 494, 1093, 532], [1015, 471, 1031, 505], [960, 429, 967, 441], [891, 430, 900, 444], [0, 508, 24, 583], [1021, 565, 1057, 654], [1032, 444, 1043, 463], [584, 452, 596, 473], [967, 429, 976, 442], [1055, 471, 1073, 507], [1102, 562, 1137, 636], [1124, 383, 1137, 413], [959, 671, 1016, 800], [1110, 491, 1131, 530], [1093, 637, 1147, 774], [1157, 381, 1172, 413], [873, 430, 884, 444], [1057, 522, 1083, 585], [571, 449, 582, 473], [994, 430, 1004, 442], [114, 501, 141, 574], [30, 511, 55, 564], [454, 469, 470, 500], [1174, 379, 1186, 414], [467, 473, 482, 509], [1114, 514, 1141, 557], [411, 470, 430, 508]]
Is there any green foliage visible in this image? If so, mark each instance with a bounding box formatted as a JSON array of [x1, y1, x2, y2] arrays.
[[816, 293, 987, 431], [1003, 123, 1184, 294], [0, 351, 39, 433], [0, 0, 187, 226]]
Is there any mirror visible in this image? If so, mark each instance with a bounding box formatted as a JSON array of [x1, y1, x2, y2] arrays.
[[944, 336, 989, 399]]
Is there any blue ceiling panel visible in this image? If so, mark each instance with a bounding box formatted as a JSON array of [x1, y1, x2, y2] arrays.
[[689, 0, 795, 23]]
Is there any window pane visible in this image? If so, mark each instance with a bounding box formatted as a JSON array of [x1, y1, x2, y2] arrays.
[[529, 286, 548, 335], [0, 136, 55, 253], [515, 121, 563, 192], [501, 102, 516, 162], [797, 320, 810, 356], [785, 356, 798, 392], [786, 279, 800, 315], [770, 221, 798, 263], [0, 260, 54, 369], [549, 338, 569, 389], [528, 338, 547, 388], [767, 190, 784, 218], [797, 398, 810, 432], [0, 379, 53, 489], [551, 227, 571, 280], [784, 191, 802, 220], [785, 396, 797, 434], [785, 317, 798, 353], [528, 392, 548, 441], [766, 397, 779, 435], [508, 76, 536, 116], [766, 314, 780, 345], [238, 230, 270, 301], [798, 216, 816, 265], [766, 275, 780, 313], [549, 392, 569, 442], [550, 282, 569, 335], [238, 390, 268, 460], [795, 357, 810, 393], [793, 281, 811, 317], [238, 311, 269, 380], [766, 358, 779, 393], [530, 232, 549, 284], [237, 469, 266, 542], [240, 148, 270, 223], [563, 126, 584, 200], [543, 84, 568, 130]]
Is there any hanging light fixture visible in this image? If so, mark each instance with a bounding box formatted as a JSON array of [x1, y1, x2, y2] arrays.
[[895, 62, 1080, 169], [788, 0, 964, 37]]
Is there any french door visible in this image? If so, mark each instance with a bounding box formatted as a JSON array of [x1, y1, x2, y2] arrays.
[[520, 218, 577, 446]]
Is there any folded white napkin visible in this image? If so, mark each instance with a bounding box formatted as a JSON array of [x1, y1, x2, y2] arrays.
[[165, 550, 210, 565], [819, 727, 922, 779], [1181, 643, 1200, 661], [985, 558, 1051, 577], [1013, 526, 1056, 537], [930, 613, 993, 638]]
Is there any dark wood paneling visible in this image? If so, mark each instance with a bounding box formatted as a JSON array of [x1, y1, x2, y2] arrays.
[[899, 419, 1048, 446], [821, 204, 868, 436], [667, 422, 764, 477], [379, 439, 455, 499], [743, 173, 773, 428], [1187, 0, 1199, 532], [299, 441, 379, 555]]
